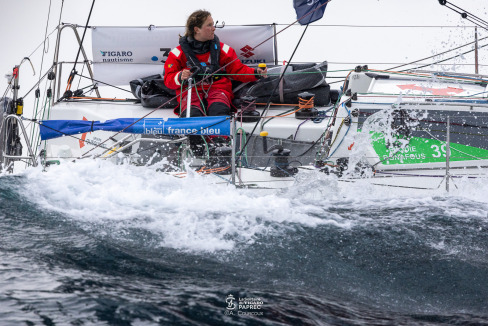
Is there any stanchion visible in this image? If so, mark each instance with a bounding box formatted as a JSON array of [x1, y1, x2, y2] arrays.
[[446, 116, 451, 192]]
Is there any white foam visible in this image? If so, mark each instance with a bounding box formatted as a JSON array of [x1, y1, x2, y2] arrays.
[[18, 160, 349, 252], [15, 159, 488, 252]]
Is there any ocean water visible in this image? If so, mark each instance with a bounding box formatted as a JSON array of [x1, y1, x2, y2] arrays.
[[1, 159, 488, 325]]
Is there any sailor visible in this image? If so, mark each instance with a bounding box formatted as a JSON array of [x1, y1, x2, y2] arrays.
[[163, 9, 267, 117]]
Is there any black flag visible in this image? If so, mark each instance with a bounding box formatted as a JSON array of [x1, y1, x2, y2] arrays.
[[294, 0, 329, 25]]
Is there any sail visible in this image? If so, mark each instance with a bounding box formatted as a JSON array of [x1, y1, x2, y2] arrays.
[[39, 116, 231, 140], [293, 0, 329, 25]]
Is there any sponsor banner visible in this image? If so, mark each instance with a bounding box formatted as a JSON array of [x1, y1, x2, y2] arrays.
[[137, 116, 230, 136], [40, 116, 231, 140], [92, 25, 275, 85], [371, 134, 488, 165]]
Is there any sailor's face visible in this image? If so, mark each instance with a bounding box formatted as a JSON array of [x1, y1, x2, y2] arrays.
[[195, 16, 215, 41]]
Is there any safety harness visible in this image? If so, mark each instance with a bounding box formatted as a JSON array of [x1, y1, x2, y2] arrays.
[[179, 35, 223, 82]]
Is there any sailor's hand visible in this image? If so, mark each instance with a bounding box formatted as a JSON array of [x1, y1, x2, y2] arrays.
[[180, 69, 191, 81], [257, 67, 268, 78]]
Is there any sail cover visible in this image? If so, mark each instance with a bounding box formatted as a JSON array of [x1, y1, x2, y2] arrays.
[[39, 116, 231, 140], [92, 25, 275, 86], [294, 0, 329, 25]]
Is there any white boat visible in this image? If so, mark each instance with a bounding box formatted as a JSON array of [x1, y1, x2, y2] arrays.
[[2, 3, 488, 191]]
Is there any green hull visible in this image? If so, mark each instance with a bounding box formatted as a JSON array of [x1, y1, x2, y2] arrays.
[[372, 135, 488, 165]]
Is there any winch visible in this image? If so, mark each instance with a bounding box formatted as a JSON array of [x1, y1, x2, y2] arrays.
[[295, 91, 318, 120], [260, 131, 298, 177]]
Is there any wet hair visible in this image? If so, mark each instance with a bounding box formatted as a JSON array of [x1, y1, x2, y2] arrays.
[[185, 10, 211, 38]]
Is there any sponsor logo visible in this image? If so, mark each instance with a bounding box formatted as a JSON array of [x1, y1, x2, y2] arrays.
[[242, 59, 266, 64], [100, 50, 134, 63], [151, 56, 159, 62], [100, 50, 133, 57], [160, 48, 171, 63], [144, 127, 223, 135], [240, 45, 255, 58]]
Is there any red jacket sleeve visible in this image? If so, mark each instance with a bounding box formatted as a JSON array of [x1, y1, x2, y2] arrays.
[[163, 47, 186, 90], [220, 43, 258, 83]]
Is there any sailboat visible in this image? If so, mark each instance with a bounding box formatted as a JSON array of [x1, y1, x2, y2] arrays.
[[1, 0, 487, 190]]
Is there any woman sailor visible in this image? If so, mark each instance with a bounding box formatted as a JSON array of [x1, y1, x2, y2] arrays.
[[163, 9, 267, 117]]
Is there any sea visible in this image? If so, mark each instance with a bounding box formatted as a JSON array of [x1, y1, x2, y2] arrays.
[[1, 159, 488, 326]]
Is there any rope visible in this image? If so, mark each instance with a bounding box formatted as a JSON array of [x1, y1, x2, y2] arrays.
[[79, 1, 331, 158], [298, 96, 314, 110], [325, 104, 352, 160], [238, 24, 311, 162], [75, 73, 131, 94]]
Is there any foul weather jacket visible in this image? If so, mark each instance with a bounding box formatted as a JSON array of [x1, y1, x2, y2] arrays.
[[163, 39, 258, 108]]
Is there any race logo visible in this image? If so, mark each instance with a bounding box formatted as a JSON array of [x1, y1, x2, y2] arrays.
[[224, 294, 264, 316], [226, 294, 236, 310]]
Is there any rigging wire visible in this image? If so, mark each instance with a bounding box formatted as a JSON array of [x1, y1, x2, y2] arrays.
[[37, 0, 52, 89], [237, 24, 311, 161], [273, 23, 483, 28], [25, 28, 58, 60], [78, 0, 331, 158], [389, 36, 488, 71], [406, 42, 488, 71], [439, 0, 488, 31], [75, 73, 131, 93], [328, 37, 488, 85], [67, 0, 96, 92], [27, 0, 54, 154], [22, 68, 55, 99], [57, 0, 65, 26]]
